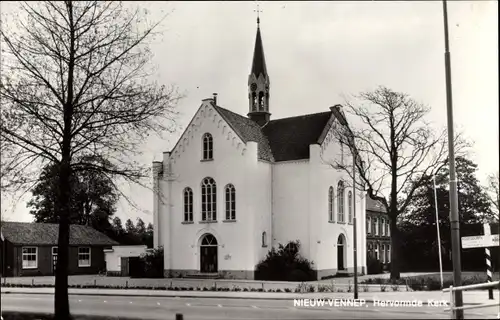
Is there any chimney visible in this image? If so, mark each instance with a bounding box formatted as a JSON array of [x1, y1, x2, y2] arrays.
[[213, 93, 218, 105]]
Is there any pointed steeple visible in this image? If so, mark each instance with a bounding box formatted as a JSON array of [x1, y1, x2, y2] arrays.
[[251, 22, 268, 79], [248, 15, 271, 126]]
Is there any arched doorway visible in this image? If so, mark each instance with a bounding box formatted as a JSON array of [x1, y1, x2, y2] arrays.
[[337, 234, 346, 271], [200, 234, 218, 273]]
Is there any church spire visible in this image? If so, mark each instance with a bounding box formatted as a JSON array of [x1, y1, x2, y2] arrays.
[[248, 7, 271, 127]]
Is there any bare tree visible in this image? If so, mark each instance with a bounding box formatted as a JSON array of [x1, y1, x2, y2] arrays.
[[485, 172, 500, 219], [0, 1, 180, 317], [329, 86, 468, 280]]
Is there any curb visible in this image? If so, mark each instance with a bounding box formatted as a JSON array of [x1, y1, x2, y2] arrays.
[[1, 289, 489, 305]]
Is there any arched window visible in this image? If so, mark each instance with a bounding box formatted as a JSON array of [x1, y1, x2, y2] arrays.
[[252, 92, 257, 111], [387, 245, 391, 263], [373, 218, 378, 235], [183, 187, 193, 222], [258, 92, 264, 110], [337, 181, 345, 222], [381, 244, 385, 263], [366, 216, 371, 234], [202, 133, 213, 160], [262, 232, 267, 247], [387, 221, 391, 237], [348, 191, 353, 223], [225, 184, 236, 220], [328, 186, 334, 222], [201, 177, 217, 221], [381, 218, 385, 236]]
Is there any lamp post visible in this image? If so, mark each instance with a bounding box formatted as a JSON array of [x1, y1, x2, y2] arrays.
[[353, 154, 358, 299], [433, 175, 444, 289], [442, 0, 463, 318]]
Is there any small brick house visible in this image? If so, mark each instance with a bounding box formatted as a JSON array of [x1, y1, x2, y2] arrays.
[[0, 222, 118, 277], [365, 197, 391, 267]]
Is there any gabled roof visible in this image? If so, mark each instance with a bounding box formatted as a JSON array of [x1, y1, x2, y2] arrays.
[[214, 106, 274, 161], [0, 222, 119, 246], [214, 105, 337, 162], [263, 112, 332, 162], [366, 197, 386, 213]]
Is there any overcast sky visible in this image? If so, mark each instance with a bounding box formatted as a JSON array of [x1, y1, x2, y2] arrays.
[[1, 1, 498, 224]]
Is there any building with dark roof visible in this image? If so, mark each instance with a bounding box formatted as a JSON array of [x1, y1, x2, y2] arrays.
[[152, 17, 367, 280], [365, 197, 391, 268], [0, 222, 118, 277]]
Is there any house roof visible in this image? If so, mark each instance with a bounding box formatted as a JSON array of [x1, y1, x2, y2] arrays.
[[215, 105, 335, 162], [366, 197, 386, 213], [0, 222, 119, 246]]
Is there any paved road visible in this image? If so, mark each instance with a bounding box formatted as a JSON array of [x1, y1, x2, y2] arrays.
[[1, 293, 497, 319]]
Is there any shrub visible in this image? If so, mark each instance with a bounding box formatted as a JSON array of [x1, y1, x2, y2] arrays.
[[367, 256, 383, 275], [275, 288, 282, 292], [138, 246, 164, 278], [362, 284, 369, 292], [380, 283, 387, 292], [284, 288, 292, 292], [255, 240, 316, 281], [243, 288, 249, 292], [391, 283, 400, 291]]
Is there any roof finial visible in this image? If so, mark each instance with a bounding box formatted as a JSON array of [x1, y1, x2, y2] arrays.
[[254, 3, 262, 25]]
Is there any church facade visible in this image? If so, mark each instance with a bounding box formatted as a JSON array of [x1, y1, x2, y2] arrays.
[[152, 19, 367, 280]]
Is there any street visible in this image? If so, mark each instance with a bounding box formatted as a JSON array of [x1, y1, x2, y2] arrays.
[[1, 293, 498, 319]]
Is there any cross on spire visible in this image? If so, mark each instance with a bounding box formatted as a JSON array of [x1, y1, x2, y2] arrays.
[[254, 3, 263, 25]]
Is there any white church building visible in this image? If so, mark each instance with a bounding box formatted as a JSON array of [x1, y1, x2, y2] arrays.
[[152, 18, 367, 280]]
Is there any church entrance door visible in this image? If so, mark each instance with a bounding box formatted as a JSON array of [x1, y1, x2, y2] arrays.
[[337, 234, 346, 271], [200, 234, 218, 273]]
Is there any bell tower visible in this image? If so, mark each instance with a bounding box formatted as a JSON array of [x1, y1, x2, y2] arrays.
[[248, 9, 270, 127]]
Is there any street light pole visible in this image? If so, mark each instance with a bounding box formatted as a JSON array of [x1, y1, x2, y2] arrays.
[[353, 154, 358, 299], [442, 0, 463, 318], [433, 175, 444, 289]]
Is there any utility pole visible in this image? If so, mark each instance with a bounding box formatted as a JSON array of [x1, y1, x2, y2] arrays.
[[353, 152, 358, 299], [442, 0, 463, 318], [433, 175, 444, 289]]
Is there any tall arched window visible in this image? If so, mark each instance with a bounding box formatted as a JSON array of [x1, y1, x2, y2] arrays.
[[328, 186, 334, 222], [183, 187, 193, 222], [337, 181, 345, 222], [225, 184, 236, 220], [201, 177, 217, 221], [381, 218, 385, 236], [381, 244, 385, 263], [348, 191, 353, 223], [202, 133, 213, 160], [367, 216, 371, 234], [373, 217, 378, 235]]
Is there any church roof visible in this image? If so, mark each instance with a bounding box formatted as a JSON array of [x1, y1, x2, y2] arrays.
[[263, 112, 332, 161], [251, 26, 268, 78], [214, 105, 333, 162]]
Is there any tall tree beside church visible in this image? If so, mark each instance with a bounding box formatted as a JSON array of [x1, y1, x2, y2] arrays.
[[399, 157, 494, 270], [0, 2, 180, 317], [135, 218, 146, 235], [27, 159, 119, 229], [330, 86, 468, 280]]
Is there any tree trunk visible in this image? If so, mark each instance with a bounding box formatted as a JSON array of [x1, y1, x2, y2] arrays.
[[390, 215, 401, 280], [54, 160, 71, 319]]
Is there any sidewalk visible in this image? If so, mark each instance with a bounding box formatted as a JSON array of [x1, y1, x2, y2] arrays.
[[2, 286, 499, 306]]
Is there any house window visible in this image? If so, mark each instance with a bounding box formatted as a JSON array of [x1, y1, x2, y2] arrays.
[[381, 244, 385, 263], [202, 133, 213, 160], [374, 218, 378, 236], [328, 186, 334, 222], [22, 247, 37, 269], [348, 191, 353, 223], [375, 243, 379, 261], [387, 245, 391, 263], [381, 219, 385, 236], [78, 247, 91, 267], [379, 218, 383, 236], [262, 232, 267, 247], [201, 177, 217, 221], [366, 216, 371, 234], [183, 187, 193, 222], [225, 184, 236, 220], [337, 181, 345, 222], [386, 219, 390, 236]]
